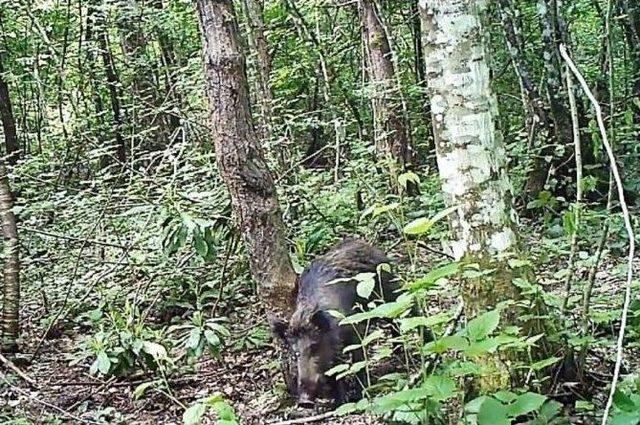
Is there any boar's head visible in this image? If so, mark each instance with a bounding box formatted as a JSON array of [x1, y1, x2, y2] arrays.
[[273, 305, 339, 407]]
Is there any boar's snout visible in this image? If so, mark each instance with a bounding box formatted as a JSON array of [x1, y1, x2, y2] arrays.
[[297, 392, 315, 408]]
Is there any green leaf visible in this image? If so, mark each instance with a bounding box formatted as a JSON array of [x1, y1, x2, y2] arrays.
[[183, 403, 206, 425], [142, 341, 167, 360], [187, 328, 201, 350], [360, 329, 384, 347], [340, 299, 412, 325], [356, 273, 376, 299], [406, 263, 460, 290], [398, 171, 420, 189], [204, 329, 221, 347], [97, 351, 111, 375], [465, 310, 500, 341], [325, 364, 349, 377], [194, 231, 208, 258], [493, 391, 517, 403], [614, 390, 638, 413], [403, 217, 431, 235], [477, 397, 510, 425], [610, 411, 640, 425], [529, 356, 561, 371], [464, 337, 502, 357], [372, 202, 400, 218], [334, 402, 358, 416], [423, 375, 456, 401], [508, 392, 547, 417], [133, 381, 157, 400]]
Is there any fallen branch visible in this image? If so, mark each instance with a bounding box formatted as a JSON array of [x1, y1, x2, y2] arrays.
[[0, 352, 36, 386], [2, 376, 96, 424], [559, 43, 636, 425], [270, 411, 337, 425]]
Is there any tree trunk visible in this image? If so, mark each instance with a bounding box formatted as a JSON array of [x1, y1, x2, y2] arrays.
[[0, 162, 19, 353], [96, 9, 127, 165], [0, 51, 19, 165], [196, 0, 297, 325], [419, 0, 524, 391], [360, 0, 414, 192], [523, 0, 572, 198], [242, 0, 273, 143]]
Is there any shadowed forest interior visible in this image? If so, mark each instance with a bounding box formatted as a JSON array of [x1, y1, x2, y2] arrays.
[[0, 0, 639, 424]]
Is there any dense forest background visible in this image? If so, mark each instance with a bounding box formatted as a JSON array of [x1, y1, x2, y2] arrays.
[[0, 0, 638, 424]]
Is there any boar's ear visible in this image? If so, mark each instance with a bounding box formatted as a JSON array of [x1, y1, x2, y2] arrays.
[[270, 319, 289, 341], [310, 310, 331, 332]]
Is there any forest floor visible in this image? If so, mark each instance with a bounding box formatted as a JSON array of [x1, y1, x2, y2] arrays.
[[2, 238, 638, 424], [2, 294, 384, 424]]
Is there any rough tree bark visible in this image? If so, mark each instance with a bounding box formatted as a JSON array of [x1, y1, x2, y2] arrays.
[[242, 0, 273, 143], [360, 0, 414, 191], [419, 0, 527, 390], [196, 0, 297, 330], [0, 48, 19, 165], [0, 163, 19, 352]]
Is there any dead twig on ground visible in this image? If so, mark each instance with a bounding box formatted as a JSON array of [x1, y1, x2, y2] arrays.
[[2, 376, 97, 424], [0, 353, 37, 386]]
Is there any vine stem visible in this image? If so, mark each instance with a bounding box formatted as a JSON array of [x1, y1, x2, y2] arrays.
[[559, 44, 636, 424]]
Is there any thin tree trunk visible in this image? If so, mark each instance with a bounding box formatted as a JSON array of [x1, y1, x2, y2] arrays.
[[196, 0, 297, 329], [0, 162, 19, 352], [0, 50, 19, 165], [96, 9, 127, 164], [360, 0, 414, 192], [523, 0, 572, 197]]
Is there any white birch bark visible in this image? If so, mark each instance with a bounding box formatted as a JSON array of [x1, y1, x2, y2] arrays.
[[419, 0, 518, 263]]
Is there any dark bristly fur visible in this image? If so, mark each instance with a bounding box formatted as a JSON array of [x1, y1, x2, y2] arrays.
[[274, 238, 399, 407]]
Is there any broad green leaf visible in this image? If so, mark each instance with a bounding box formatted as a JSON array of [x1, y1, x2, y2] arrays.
[[613, 390, 638, 412], [325, 364, 349, 376], [465, 310, 500, 341], [372, 202, 400, 218], [204, 329, 221, 347], [97, 351, 111, 375], [464, 337, 502, 357], [508, 392, 547, 417], [423, 335, 469, 354], [187, 328, 201, 349], [530, 356, 561, 371], [142, 341, 167, 360], [398, 171, 420, 189], [493, 391, 517, 403], [183, 403, 206, 425], [403, 217, 431, 235], [406, 263, 460, 290], [399, 313, 449, 333], [356, 273, 376, 299], [360, 329, 383, 347], [610, 411, 640, 425], [423, 375, 456, 401], [465, 396, 488, 414], [477, 397, 510, 425]]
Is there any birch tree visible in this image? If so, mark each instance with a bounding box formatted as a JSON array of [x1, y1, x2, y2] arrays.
[[0, 51, 19, 351], [419, 0, 523, 389]]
